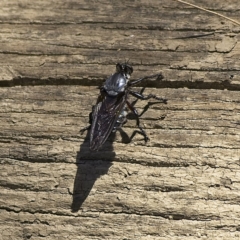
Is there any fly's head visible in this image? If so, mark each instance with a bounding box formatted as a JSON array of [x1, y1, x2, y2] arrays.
[[116, 63, 133, 80]]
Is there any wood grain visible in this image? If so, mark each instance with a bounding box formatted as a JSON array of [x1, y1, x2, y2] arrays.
[[0, 0, 240, 239], [0, 0, 239, 89], [1, 86, 240, 239]]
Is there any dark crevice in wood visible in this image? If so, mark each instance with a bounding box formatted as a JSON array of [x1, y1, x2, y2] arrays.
[[0, 76, 239, 91]]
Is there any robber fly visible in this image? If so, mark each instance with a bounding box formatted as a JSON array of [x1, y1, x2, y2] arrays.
[[80, 63, 167, 151]]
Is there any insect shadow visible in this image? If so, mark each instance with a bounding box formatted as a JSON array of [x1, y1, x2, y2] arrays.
[[71, 130, 115, 212], [70, 121, 134, 212], [71, 87, 165, 212]]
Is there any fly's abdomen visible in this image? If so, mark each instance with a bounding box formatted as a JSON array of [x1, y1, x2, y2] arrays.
[[113, 107, 128, 132]]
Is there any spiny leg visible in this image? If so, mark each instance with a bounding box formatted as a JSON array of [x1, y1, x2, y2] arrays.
[[128, 73, 163, 86], [129, 90, 167, 103], [126, 100, 149, 142], [130, 87, 146, 107]]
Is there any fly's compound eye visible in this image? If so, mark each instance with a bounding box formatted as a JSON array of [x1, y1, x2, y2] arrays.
[[116, 63, 123, 73], [125, 65, 133, 75], [116, 63, 133, 76]]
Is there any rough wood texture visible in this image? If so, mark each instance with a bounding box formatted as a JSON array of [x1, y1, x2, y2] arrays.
[[0, 1, 240, 240]]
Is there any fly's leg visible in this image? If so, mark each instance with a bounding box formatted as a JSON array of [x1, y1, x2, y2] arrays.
[[80, 107, 93, 134], [129, 90, 167, 103], [128, 73, 164, 86], [80, 125, 91, 135], [130, 87, 145, 107], [126, 100, 149, 142]]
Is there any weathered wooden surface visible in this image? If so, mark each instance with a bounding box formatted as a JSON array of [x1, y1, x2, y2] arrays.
[[0, 0, 240, 89], [1, 1, 240, 240], [1, 86, 240, 239]]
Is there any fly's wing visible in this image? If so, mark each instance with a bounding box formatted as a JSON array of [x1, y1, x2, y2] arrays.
[[90, 92, 126, 151]]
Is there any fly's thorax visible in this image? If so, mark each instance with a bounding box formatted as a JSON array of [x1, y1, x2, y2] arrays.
[[103, 72, 130, 96]]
